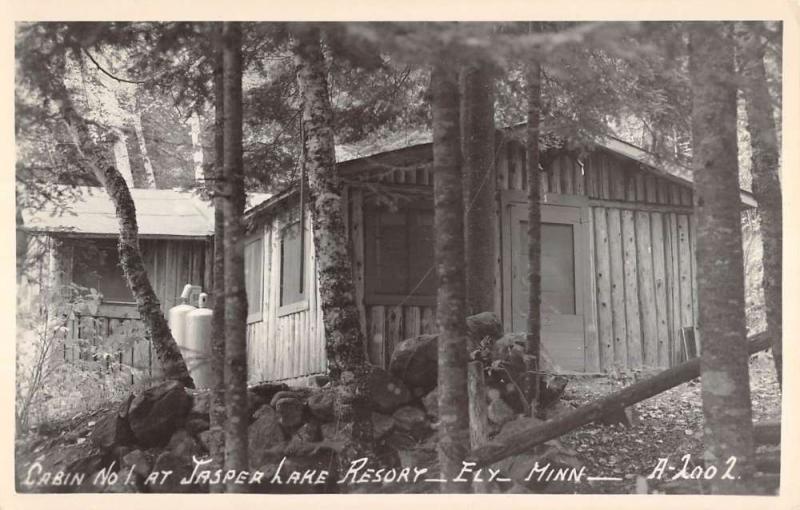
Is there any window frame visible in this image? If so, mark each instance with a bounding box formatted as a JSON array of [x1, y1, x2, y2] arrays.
[[70, 237, 137, 305], [277, 219, 309, 316], [244, 232, 264, 324], [363, 200, 436, 307]]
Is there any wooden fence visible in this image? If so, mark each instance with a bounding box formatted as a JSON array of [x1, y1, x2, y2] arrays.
[[62, 313, 162, 385]]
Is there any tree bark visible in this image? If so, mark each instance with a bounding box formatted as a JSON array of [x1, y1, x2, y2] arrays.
[[221, 21, 248, 492], [459, 64, 496, 316], [55, 79, 193, 388], [469, 332, 770, 467], [525, 60, 543, 409], [689, 22, 754, 494], [432, 63, 470, 493], [207, 23, 227, 492], [291, 24, 373, 460], [736, 21, 782, 387]]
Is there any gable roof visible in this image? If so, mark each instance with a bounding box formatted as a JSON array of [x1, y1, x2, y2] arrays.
[[21, 185, 271, 238]]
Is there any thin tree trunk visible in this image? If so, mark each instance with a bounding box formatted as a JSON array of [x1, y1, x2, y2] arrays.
[[221, 21, 248, 492], [689, 22, 754, 494], [131, 101, 157, 188], [189, 111, 205, 185], [432, 63, 470, 493], [207, 23, 227, 492], [291, 24, 373, 462], [459, 63, 496, 316], [737, 21, 782, 387], [111, 128, 135, 187], [525, 60, 543, 409], [54, 75, 193, 387]]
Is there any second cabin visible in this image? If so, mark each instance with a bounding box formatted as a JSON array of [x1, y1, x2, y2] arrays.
[[241, 128, 756, 383]]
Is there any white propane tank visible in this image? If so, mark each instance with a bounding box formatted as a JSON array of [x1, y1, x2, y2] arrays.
[[168, 284, 196, 351], [185, 292, 213, 389]]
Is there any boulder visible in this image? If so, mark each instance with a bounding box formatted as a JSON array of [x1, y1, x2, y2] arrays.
[[250, 382, 289, 403], [295, 420, 322, 443], [151, 451, 204, 493], [466, 312, 503, 346], [274, 397, 305, 428], [185, 417, 210, 436], [189, 390, 210, 416], [167, 429, 200, 459], [320, 422, 347, 444], [371, 412, 396, 440], [307, 390, 335, 422], [392, 406, 430, 439], [89, 408, 133, 450], [365, 367, 412, 414], [308, 374, 331, 388], [488, 398, 516, 427], [270, 390, 307, 408], [389, 334, 438, 391], [421, 387, 438, 420], [248, 389, 268, 418], [121, 449, 152, 478], [128, 380, 192, 448], [248, 405, 286, 467]]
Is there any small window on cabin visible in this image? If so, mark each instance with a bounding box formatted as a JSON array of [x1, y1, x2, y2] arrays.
[[280, 222, 306, 307], [365, 207, 436, 304], [72, 239, 134, 303], [244, 235, 263, 323]]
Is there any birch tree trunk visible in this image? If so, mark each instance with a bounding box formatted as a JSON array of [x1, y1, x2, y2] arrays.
[[208, 24, 227, 492], [525, 60, 543, 408], [221, 22, 249, 492], [689, 22, 754, 494], [189, 111, 205, 185], [292, 24, 373, 461], [432, 63, 470, 493], [459, 63, 496, 316], [131, 104, 157, 188], [736, 21, 783, 387], [55, 87, 193, 388]]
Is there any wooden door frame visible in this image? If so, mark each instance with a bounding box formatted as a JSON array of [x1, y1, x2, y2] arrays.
[[500, 191, 594, 370]]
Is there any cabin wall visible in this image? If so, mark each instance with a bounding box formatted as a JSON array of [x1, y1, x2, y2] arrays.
[[496, 142, 697, 371], [246, 208, 326, 384]]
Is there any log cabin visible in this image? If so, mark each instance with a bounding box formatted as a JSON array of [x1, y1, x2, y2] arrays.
[[241, 129, 755, 383]]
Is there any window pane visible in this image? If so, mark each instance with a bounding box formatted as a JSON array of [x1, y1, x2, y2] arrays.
[[244, 236, 263, 317], [374, 212, 408, 295], [409, 211, 435, 296], [517, 222, 575, 315], [72, 239, 133, 302], [280, 223, 305, 306]]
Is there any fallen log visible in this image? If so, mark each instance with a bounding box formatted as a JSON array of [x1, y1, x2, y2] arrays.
[[469, 332, 770, 467]]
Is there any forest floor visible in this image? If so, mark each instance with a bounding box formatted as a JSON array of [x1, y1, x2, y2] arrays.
[[554, 350, 782, 494]]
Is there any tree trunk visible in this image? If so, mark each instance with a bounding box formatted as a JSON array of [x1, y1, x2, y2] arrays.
[[525, 60, 543, 409], [189, 111, 205, 185], [459, 63, 496, 316], [737, 21, 782, 387], [432, 63, 470, 493], [131, 99, 157, 188], [207, 24, 227, 492], [55, 78, 193, 388], [291, 24, 373, 461], [469, 332, 770, 467], [221, 21, 248, 492], [689, 22, 754, 494]]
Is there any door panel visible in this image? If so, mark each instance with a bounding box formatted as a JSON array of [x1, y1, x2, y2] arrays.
[[507, 204, 587, 372]]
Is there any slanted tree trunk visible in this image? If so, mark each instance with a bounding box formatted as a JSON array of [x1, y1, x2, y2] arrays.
[[736, 21, 782, 387], [207, 23, 227, 492], [432, 62, 470, 493], [459, 63, 496, 316], [689, 22, 754, 494], [525, 60, 543, 409], [291, 24, 373, 459], [54, 72, 193, 387], [221, 21, 248, 492]]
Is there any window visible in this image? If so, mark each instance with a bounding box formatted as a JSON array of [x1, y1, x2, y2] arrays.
[[365, 207, 435, 304], [72, 239, 134, 303], [280, 222, 306, 307], [244, 235, 263, 323]]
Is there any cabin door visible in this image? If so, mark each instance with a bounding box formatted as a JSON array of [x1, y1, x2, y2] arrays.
[[505, 203, 589, 372]]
